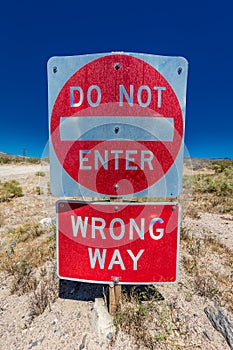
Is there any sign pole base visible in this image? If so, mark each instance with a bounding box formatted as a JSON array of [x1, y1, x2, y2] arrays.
[[109, 197, 122, 315], [109, 283, 122, 316]]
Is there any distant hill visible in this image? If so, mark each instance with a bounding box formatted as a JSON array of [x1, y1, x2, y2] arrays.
[[184, 157, 232, 170], [0, 152, 41, 164], [0, 151, 25, 159]]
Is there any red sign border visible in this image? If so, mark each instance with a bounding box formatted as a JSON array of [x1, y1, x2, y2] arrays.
[[56, 200, 181, 285]]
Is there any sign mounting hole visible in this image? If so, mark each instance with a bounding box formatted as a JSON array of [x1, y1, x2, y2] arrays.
[[177, 67, 182, 75], [115, 63, 121, 70], [114, 126, 119, 134]]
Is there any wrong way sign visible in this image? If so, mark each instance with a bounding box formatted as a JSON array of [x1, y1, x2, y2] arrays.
[[56, 201, 181, 284], [48, 52, 188, 197]]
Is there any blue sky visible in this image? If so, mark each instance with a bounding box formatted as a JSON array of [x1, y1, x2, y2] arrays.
[[0, 0, 232, 159]]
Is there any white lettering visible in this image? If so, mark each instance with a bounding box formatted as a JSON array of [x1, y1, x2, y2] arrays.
[[91, 217, 106, 239], [109, 218, 125, 240], [119, 84, 166, 107], [71, 215, 88, 238], [141, 150, 154, 170], [80, 150, 91, 170], [88, 248, 106, 269], [88, 249, 144, 271], [126, 150, 138, 170], [137, 85, 151, 107], [71, 216, 166, 242], [70, 86, 84, 107], [79, 149, 154, 171], [127, 249, 144, 270], [129, 219, 145, 240], [87, 85, 101, 107], [108, 249, 125, 270], [95, 150, 108, 170], [119, 85, 133, 106], [70, 84, 166, 108], [111, 150, 123, 170], [149, 218, 164, 240], [153, 86, 166, 108]]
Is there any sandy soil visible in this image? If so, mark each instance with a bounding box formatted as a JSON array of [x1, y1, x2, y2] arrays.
[[0, 164, 44, 178]]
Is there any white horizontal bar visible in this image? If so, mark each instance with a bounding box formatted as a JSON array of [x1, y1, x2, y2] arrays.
[[60, 116, 174, 141]]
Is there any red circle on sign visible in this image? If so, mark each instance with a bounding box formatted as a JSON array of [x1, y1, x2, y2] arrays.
[[51, 54, 183, 196]]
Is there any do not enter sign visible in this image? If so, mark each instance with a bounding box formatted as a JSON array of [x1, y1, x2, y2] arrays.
[[48, 52, 188, 197]]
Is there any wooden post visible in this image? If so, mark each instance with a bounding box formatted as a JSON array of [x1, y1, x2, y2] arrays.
[[108, 197, 122, 315], [109, 282, 122, 316], [109, 283, 116, 315], [114, 284, 122, 306]]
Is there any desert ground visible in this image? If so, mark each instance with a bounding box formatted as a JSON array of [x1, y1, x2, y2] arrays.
[[0, 158, 232, 349]]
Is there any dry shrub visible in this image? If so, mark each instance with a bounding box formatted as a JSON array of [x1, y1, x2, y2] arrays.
[[114, 286, 179, 349], [29, 265, 58, 319], [181, 225, 233, 311], [0, 221, 56, 296], [0, 220, 58, 320], [194, 275, 222, 299], [2, 255, 38, 295], [188, 162, 233, 214], [33, 186, 43, 195], [6, 221, 50, 245], [0, 180, 22, 202], [35, 171, 45, 177], [182, 256, 198, 275]]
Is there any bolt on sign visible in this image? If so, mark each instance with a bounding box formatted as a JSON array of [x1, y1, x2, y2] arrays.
[[47, 52, 188, 198], [56, 201, 181, 284]]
